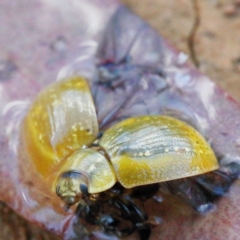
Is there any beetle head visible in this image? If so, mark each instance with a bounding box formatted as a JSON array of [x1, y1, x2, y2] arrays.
[[56, 171, 88, 207]]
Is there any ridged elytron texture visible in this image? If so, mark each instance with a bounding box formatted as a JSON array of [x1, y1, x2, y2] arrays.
[[100, 116, 219, 188], [23, 76, 99, 177]]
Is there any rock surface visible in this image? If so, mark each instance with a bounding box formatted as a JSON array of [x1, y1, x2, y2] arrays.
[[1, 0, 240, 239]]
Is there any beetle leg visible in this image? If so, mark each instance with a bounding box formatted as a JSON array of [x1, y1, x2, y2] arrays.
[[76, 196, 136, 238], [109, 197, 132, 219], [128, 183, 160, 201], [76, 185, 153, 239], [76, 202, 101, 225], [98, 214, 135, 238], [125, 199, 151, 240], [108, 196, 151, 239], [126, 200, 151, 240]]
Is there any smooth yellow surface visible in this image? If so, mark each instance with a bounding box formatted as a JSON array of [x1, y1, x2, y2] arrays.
[[100, 115, 219, 188], [58, 149, 117, 193], [23, 76, 99, 177]]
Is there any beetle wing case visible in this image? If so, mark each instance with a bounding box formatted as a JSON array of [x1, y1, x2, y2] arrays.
[[100, 115, 219, 188], [22, 76, 99, 179]]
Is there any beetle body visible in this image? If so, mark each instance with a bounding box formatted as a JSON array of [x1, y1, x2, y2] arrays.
[[22, 76, 219, 207]]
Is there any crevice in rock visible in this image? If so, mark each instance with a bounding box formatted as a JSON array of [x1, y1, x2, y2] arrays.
[[188, 0, 200, 67]]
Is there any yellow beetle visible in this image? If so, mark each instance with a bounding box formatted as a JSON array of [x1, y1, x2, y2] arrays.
[[22, 76, 219, 208]]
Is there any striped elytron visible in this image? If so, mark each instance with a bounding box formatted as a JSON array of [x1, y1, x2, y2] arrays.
[[22, 76, 219, 207]]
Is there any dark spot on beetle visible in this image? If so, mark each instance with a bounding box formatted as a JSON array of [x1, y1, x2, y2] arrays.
[[97, 132, 104, 139], [0, 59, 18, 81], [85, 128, 90, 132], [80, 183, 89, 196]]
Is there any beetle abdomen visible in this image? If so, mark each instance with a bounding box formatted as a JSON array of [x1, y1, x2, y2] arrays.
[[100, 116, 219, 188]]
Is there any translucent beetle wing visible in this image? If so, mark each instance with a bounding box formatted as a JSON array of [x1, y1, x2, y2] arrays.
[[58, 149, 117, 194], [100, 116, 219, 188], [22, 76, 99, 178]]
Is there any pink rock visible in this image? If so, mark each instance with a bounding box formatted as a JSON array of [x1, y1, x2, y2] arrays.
[[1, 1, 240, 239]]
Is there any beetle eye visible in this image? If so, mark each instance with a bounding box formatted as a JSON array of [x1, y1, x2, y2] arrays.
[[80, 183, 89, 196], [56, 171, 88, 206]]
